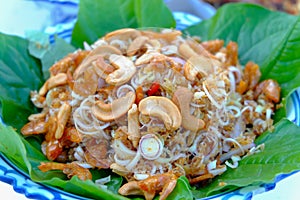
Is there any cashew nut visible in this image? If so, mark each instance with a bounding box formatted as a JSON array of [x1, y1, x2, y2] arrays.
[[135, 51, 162, 66], [138, 96, 182, 130], [110, 163, 131, 177], [178, 42, 198, 60], [118, 181, 143, 196], [92, 91, 136, 122], [73, 55, 100, 79], [55, 102, 72, 139], [104, 28, 141, 42], [127, 104, 140, 148], [89, 44, 122, 57], [73, 45, 121, 79], [184, 55, 220, 81], [172, 87, 205, 132], [39, 73, 68, 96], [106, 54, 136, 86], [141, 29, 181, 43], [127, 36, 149, 56], [92, 56, 115, 79]]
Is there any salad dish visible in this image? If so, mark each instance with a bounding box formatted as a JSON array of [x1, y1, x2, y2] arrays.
[[20, 28, 280, 200], [1, 1, 300, 200]]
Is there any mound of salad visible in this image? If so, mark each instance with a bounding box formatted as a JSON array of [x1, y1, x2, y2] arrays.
[[1, 1, 300, 200]]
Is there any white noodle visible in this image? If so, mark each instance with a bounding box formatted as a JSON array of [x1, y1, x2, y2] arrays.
[[116, 84, 135, 98], [203, 81, 222, 109]]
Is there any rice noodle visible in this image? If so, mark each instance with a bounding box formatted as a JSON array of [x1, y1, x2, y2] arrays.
[[203, 81, 222, 109], [116, 84, 135, 98], [220, 143, 255, 162], [126, 149, 141, 170]]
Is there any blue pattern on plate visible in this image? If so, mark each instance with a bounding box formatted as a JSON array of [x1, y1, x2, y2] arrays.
[[1, 0, 300, 199]]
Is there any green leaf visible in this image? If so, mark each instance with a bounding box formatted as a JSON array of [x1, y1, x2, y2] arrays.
[[185, 3, 300, 98], [0, 123, 31, 173], [25, 31, 76, 80], [71, 0, 175, 48], [0, 98, 33, 130], [167, 176, 193, 200], [26, 30, 51, 59], [134, 0, 175, 28], [0, 33, 43, 128], [41, 176, 128, 200], [195, 119, 300, 198]]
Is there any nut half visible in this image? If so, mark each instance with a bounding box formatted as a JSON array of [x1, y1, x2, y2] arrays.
[[138, 96, 182, 130], [92, 91, 136, 122]]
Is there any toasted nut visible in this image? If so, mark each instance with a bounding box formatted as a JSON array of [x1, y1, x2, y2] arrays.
[[178, 42, 198, 59], [104, 28, 141, 42], [118, 181, 143, 196], [127, 36, 149, 56], [73, 55, 99, 79], [89, 44, 122, 57], [138, 96, 182, 130], [127, 104, 140, 148], [39, 73, 68, 96], [141, 29, 181, 43], [92, 91, 136, 122], [92, 56, 115, 79], [172, 87, 205, 131], [73, 45, 121, 79], [55, 102, 71, 139], [106, 54, 136, 86], [28, 113, 46, 122], [184, 55, 220, 81], [110, 163, 131, 177], [146, 39, 161, 51], [135, 51, 161, 66]]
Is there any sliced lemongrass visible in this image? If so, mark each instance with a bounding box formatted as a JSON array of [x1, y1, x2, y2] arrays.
[[139, 134, 164, 160]]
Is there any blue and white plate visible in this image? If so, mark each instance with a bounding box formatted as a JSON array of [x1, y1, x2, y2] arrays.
[[0, 0, 299, 199]]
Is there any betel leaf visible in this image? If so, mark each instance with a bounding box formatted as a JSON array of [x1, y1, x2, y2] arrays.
[[0, 33, 44, 128], [193, 119, 300, 198], [166, 176, 193, 200], [0, 123, 31, 173], [26, 30, 51, 60], [25, 31, 76, 80], [185, 3, 300, 99], [71, 0, 175, 48]]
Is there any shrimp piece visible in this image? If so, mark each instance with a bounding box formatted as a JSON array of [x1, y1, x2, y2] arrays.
[[135, 86, 144, 105], [189, 173, 214, 185], [236, 61, 262, 94], [201, 39, 224, 54], [21, 120, 48, 136], [61, 127, 82, 144], [119, 173, 177, 200], [225, 41, 238, 67], [83, 136, 111, 169], [254, 79, 281, 103], [72, 66, 99, 97], [38, 162, 92, 181], [49, 50, 90, 76], [243, 61, 261, 90], [44, 140, 63, 161]]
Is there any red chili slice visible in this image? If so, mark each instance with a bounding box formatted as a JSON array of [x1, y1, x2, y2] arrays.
[[147, 82, 160, 96]]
